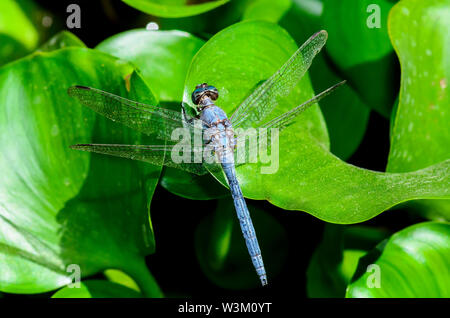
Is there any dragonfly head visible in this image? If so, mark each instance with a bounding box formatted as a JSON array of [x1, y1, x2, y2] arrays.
[[191, 83, 219, 108]]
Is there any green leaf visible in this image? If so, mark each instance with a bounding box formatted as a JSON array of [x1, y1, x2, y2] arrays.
[[322, 0, 398, 117], [52, 280, 142, 298], [122, 0, 229, 18], [387, 0, 450, 220], [184, 20, 449, 223], [195, 198, 288, 289], [307, 225, 389, 297], [346, 222, 450, 298], [0, 48, 161, 295]]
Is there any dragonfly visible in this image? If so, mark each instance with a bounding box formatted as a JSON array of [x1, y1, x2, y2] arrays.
[[67, 30, 345, 286]]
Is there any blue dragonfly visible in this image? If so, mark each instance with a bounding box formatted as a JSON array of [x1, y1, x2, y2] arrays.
[[68, 30, 344, 286]]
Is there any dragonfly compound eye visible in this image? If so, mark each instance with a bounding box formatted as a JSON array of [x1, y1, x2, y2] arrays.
[[191, 83, 219, 105]]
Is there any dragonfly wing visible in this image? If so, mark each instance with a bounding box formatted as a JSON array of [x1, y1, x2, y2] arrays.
[[262, 80, 346, 130], [68, 86, 202, 141], [230, 30, 328, 129], [234, 80, 346, 167], [70, 143, 209, 175]]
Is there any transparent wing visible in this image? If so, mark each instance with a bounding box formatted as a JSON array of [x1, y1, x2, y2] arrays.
[[67, 86, 203, 141], [230, 30, 328, 129], [234, 81, 346, 166], [71, 143, 210, 175], [262, 80, 346, 130]]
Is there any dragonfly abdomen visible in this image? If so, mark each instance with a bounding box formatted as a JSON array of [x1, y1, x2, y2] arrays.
[[221, 161, 268, 286]]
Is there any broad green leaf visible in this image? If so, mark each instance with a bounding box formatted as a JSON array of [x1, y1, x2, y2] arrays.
[[0, 48, 161, 296], [52, 280, 142, 298], [346, 222, 450, 298], [322, 0, 398, 117], [184, 20, 449, 223], [307, 225, 389, 297], [195, 198, 288, 289], [387, 0, 450, 220], [122, 0, 229, 18], [96, 29, 227, 200], [38, 31, 86, 52], [280, 0, 370, 160]]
